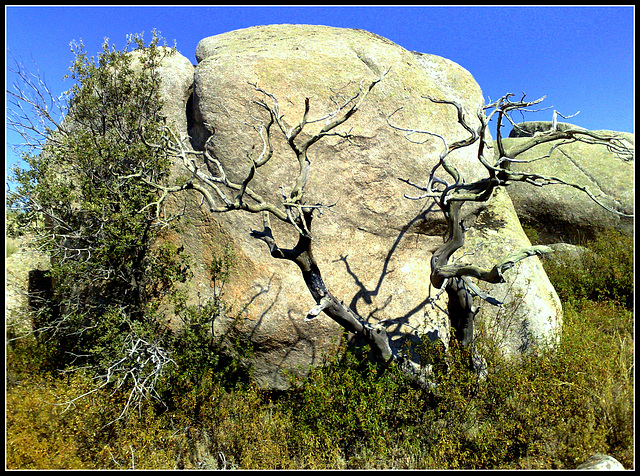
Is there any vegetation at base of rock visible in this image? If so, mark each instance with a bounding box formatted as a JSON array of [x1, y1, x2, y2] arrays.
[[6, 32, 195, 413], [541, 230, 633, 309], [6, 232, 633, 469]]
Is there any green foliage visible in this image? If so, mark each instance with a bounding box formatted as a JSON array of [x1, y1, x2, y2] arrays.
[[161, 246, 250, 391], [6, 286, 634, 469], [159, 300, 253, 411], [6, 369, 186, 469], [7, 222, 634, 469], [5, 25, 253, 450], [6, 31, 189, 377], [521, 224, 540, 245], [543, 230, 633, 308], [280, 351, 418, 467]]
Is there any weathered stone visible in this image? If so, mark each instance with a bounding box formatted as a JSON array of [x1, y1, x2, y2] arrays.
[[543, 242, 595, 265], [508, 120, 587, 138], [500, 122, 634, 243], [6, 236, 51, 338], [156, 24, 563, 388], [128, 46, 194, 142], [460, 187, 562, 354], [576, 453, 625, 470]]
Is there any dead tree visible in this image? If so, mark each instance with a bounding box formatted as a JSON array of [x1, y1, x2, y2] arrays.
[[139, 72, 417, 373], [388, 92, 633, 368]]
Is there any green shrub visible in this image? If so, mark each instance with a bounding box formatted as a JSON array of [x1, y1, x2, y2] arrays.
[[7, 31, 194, 414], [6, 292, 634, 469], [281, 351, 420, 468], [543, 230, 633, 308], [5, 368, 193, 469]]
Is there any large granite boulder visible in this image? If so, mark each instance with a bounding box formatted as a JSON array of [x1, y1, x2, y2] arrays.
[[501, 121, 634, 243], [156, 25, 563, 388]]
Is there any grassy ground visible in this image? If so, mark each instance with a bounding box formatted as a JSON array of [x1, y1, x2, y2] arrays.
[[5, 230, 634, 469]]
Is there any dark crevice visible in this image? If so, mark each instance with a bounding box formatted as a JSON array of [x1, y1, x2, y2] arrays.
[[185, 87, 211, 151]]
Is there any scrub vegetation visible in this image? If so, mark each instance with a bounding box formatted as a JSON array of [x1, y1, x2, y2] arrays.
[[6, 229, 633, 469]]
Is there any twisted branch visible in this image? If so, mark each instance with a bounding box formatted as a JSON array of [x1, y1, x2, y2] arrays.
[[393, 93, 632, 358]]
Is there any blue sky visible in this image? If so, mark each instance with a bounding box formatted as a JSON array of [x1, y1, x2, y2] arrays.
[[5, 6, 634, 187]]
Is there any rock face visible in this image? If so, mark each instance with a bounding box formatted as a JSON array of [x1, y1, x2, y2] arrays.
[[127, 46, 195, 157], [6, 236, 51, 338], [461, 188, 562, 354], [576, 453, 625, 470], [157, 25, 563, 388], [508, 121, 587, 137], [501, 121, 634, 243]]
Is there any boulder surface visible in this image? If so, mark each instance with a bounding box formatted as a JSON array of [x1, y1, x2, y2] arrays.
[[501, 121, 634, 243], [576, 453, 625, 470], [158, 25, 563, 388]]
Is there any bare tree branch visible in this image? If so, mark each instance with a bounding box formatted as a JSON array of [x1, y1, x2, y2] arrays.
[[141, 72, 408, 373], [6, 54, 69, 151], [392, 92, 632, 371]]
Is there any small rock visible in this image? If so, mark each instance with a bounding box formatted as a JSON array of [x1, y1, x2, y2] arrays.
[[576, 453, 625, 470]]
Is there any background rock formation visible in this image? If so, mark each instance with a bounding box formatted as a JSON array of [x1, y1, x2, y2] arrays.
[[501, 121, 634, 243], [6, 236, 51, 339]]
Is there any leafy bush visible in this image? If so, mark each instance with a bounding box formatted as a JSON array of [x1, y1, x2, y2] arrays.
[[542, 230, 633, 308], [5, 367, 190, 469], [6, 289, 634, 469], [7, 31, 192, 409]]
